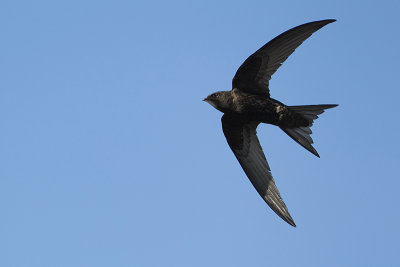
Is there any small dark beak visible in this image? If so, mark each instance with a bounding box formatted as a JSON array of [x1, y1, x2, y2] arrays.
[[202, 97, 208, 102]]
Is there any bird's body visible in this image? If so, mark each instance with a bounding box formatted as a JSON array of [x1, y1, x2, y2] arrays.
[[210, 89, 309, 127], [204, 19, 337, 227]]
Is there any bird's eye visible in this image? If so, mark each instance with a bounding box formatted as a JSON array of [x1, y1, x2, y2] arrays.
[[213, 93, 220, 98]]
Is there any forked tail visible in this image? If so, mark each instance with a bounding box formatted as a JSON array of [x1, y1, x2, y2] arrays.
[[280, 104, 338, 157]]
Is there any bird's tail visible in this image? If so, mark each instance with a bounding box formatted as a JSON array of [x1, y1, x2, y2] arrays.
[[280, 104, 338, 157]]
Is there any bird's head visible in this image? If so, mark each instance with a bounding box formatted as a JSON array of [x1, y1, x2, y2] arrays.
[[203, 91, 232, 112]]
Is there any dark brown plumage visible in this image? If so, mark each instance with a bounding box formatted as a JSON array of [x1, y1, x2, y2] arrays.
[[204, 20, 337, 227]]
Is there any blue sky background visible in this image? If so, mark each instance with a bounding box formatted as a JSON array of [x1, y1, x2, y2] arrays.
[[1, 0, 400, 266]]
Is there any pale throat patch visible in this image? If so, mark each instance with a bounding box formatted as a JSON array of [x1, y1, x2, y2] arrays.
[[275, 105, 285, 113]]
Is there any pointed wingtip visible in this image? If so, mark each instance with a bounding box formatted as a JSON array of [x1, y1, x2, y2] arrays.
[[272, 205, 297, 227], [306, 19, 336, 27], [326, 104, 339, 109], [312, 147, 321, 158], [320, 19, 336, 24], [274, 209, 296, 227], [314, 19, 336, 29], [285, 216, 297, 227]]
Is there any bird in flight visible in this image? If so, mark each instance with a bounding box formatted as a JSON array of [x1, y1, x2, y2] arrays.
[[204, 20, 337, 227]]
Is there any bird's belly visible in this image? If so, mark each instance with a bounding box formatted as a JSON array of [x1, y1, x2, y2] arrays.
[[233, 98, 281, 125]]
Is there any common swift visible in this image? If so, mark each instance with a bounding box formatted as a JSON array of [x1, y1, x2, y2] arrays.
[[204, 20, 337, 227]]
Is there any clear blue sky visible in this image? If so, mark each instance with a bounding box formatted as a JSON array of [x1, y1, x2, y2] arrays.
[[1, 0, 400, 266]]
